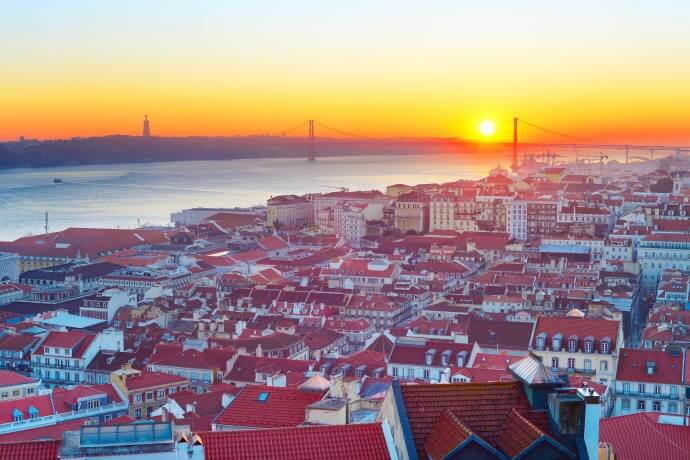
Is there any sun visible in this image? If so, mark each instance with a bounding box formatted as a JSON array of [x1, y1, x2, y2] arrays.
[[479, 120, 496, 137]]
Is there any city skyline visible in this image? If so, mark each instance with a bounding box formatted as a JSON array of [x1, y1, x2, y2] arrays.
[[3, 1, 690, 143]]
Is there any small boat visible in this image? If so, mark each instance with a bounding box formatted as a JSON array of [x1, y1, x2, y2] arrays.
[[53, 178, 63, 183]]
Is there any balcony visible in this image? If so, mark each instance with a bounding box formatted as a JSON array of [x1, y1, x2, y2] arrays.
[[620, 390, 680, 400], [33, 362, 83, 371], [0, 401, 129, 435]]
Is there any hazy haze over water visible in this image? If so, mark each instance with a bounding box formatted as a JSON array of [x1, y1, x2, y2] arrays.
[[0, 154, 496, 241]]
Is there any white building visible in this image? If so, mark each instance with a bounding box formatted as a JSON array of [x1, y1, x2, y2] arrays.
[[638, 234, 690, 286], [0, 253, 19, 282]]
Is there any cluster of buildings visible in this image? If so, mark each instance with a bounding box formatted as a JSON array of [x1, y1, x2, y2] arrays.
[[0, 166, 690, 458]]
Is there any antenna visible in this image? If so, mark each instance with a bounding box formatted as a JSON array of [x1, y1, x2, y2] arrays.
[[44, 211, 49, 238]]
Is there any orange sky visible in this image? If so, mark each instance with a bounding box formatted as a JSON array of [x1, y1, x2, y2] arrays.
[[2, 2, 690, 144]]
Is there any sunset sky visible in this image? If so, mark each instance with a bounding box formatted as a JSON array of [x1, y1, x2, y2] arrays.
[[2, 1, 690, 143]]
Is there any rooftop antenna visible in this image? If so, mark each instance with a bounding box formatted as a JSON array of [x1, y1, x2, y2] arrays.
[[44, 211, 49, 238]]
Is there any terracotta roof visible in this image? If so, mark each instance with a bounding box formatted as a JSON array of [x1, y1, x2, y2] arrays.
[[0, 440, 61, 460], [423, 409, 473, 460], [531, 315, 621, 349], [389, 339, 472, 367], [199, 423, 391, 460], [124, 371, 188, 391], [397, 381, 551, 459], [214, 385, 324, 429], [0, 394, 53, 423], [616, 348, 683, 384], [600, 412, 690, 460], [0, 370, 35, 387], [466, 317, 533, 350]]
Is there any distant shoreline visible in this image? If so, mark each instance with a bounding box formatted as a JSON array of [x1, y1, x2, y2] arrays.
[[0, 135, 507, 170]]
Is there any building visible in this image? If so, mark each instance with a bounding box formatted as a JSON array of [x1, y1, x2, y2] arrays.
[[0, 253, 19, 282], [0, 371, 39, 401], [0, 334, 41, 373], [266, 194, 314, 228], [639, 234, 690, 285], [530, 316, 623, 383], [507, 196, 560, 241], [111, 367, 190, 419], [612, 348, 686, 416], [19, 261, 124, 293], [387, 336, 473, 383], [394, 191, 429, 234], [31, 329, 124, 387], [80, 288, 136, 322]]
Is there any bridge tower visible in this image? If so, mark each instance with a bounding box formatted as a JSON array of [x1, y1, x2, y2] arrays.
[[307, 119, 315, 161], [511, 117, 518, 171]]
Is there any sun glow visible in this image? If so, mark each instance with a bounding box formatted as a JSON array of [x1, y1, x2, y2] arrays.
[[479, 120, 496, 137]]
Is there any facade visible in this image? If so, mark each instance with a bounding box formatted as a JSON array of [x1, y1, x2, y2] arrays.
[[0, 253, 19, 282], [394, 191, 429, 234], [530, 316, 623, 383], [0, 371, 39, 401], [111, 367, 190, 419], [613, 348, 686, 416], [639, 234, 690, 285], [387, 336, 473, 382], [31, 329, 124, 387], [80, 288, 136, 322], [507, 196, 560, 241], [266, 194, 314, 228], [0, 334, 40, 373]]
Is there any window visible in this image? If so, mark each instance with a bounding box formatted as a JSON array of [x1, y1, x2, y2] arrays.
[[146, 392, 153, 401], [639, 383, 646, 394], [600, 360, 608, 372], [567, 358, 576, 370], [134, 408, 141, 419], [671, 386, 679, 398], [584, 359, 592, 372], [621, 399, 630, 411], [669, 402, 678, 414], [637, 400, 646, 411], [392, 367, 398, 377], [551, 357, 559, 369], [133, 393, 142, 403], [157, 390, 165, 399], [654, 385, 662, 396], [653, 401, 661, 411], [623, 383, 630, 394], [423, 369, 430, 380]]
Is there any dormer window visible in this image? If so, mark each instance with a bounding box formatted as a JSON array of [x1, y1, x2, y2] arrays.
[[456, 351, 467, 368], [552, 334, 563, 352], [584, 336, 595, 353], [441, 350, 452, 366], [12, 408, 22, 422], [425, 349, 437, 366], [600, 337, 611, 354], [568, 335, 579, 352], [536, 332, 547, 351]]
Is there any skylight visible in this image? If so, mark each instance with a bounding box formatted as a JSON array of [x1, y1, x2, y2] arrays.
[[257, 392, 269, 402]]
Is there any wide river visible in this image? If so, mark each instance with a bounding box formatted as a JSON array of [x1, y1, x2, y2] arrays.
[[0, 154, 496, 241]]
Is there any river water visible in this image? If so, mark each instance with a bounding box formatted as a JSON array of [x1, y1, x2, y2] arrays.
[[0, 153, 496, 240]]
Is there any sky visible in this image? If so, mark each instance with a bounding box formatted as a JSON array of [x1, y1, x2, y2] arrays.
[[2, 1, 690, 144]]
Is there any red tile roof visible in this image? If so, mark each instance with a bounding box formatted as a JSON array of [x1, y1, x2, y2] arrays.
[[33, 331, 95, 359], [0, 370, 35, 387], [600, 412, 690, 460], [389, 339, 473, 367], [424, 409, 472, 460], [214, 384, 324, 429], [495, 409, 547, 457], [124, 371, 188, 391], [615, 348, 683, 384], [531, 315, 621, 349], [0, 440, 61, 460], [0, 394, 53, 423], [398, 381, 551, 459], [200, 423, 391, 460]]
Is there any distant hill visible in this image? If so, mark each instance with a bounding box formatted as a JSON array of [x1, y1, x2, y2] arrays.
[[0, 135, 502, 169]]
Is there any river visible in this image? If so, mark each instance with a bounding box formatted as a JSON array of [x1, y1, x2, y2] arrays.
[[0, 154, 497, 241]]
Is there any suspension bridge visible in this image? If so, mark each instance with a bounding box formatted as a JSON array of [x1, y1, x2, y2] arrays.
[[271, 117, 690, 170]]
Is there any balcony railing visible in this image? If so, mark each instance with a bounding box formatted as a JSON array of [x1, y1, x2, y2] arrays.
[[620, 390, 680, 400], [33, 362, 83, 371], [0, 401, 129, 435]]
